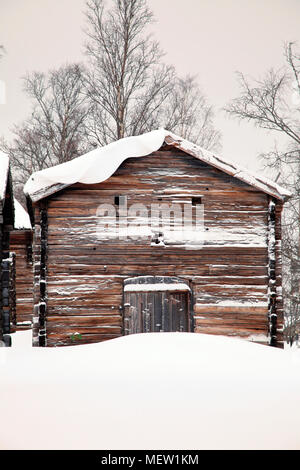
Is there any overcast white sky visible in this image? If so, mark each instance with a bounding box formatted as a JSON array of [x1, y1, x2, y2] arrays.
[[0, 0, 299, 174]]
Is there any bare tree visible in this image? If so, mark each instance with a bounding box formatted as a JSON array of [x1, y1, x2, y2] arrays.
[[1, 63, 89, 197], [84, 0, 221, 150], [2, 0, 221, 203], [84, 0, 175, 146], [225, 41, 300, 345], [160, 75, 221, 150]]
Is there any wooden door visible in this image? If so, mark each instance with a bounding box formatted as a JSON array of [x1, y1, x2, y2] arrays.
[[123, 278, 190, 335]]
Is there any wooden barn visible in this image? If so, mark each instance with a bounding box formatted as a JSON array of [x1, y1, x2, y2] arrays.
[[10, 199, 33, 330], [24, 130, 291, 348], [0, 153, 15, 346]]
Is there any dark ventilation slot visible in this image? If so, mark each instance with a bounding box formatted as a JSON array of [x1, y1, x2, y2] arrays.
[[192, 197, 202, 206]]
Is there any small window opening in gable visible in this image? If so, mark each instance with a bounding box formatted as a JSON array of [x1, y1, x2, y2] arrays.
[[114, 195, 127, 206], [114, 195, 123, 219], [192, 197, 202, 206], [114, 195, 127, 218]]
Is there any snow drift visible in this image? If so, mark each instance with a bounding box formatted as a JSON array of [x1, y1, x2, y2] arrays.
[[1, 331, 300, 450]]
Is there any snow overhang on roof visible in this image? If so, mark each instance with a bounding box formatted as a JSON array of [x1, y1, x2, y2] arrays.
[[23, 129, 292, 202], [0, 151, 10, 202]]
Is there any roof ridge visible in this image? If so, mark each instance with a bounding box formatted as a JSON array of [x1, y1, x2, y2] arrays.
[[24, 129, 292, 202], [164, 131, 291, 201]]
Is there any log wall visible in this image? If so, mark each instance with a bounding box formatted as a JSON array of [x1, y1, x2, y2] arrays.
[[32, 149, 283, 347], [10, 229, 33, 329], [0, 204, 3, 342], [0, 178, 14, 345]]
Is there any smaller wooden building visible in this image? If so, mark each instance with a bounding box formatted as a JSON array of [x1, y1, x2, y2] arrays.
[[10, 199, 33, 330], [0, 153, 15, 346]]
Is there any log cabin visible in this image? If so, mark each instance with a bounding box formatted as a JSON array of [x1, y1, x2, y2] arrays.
[[0, 153, 15, 346], [24, 129, 291, 348], [10, 199, 33, 330]]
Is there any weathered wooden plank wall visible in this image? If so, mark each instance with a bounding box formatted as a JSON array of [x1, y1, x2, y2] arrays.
[[274, 201, 284, 345], [0, 178, 14, 345], [0, 203, 3, 342], [32, 149, 282, 347], [10, 230, 33, 329]]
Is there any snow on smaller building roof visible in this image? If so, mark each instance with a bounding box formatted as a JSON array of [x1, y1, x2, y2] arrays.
[[23, 129, 292, 202], [0, 151, 10, 202], [14, 198, 32, 230]]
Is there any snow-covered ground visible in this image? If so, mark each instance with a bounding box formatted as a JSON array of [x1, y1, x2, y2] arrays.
[[1, 331, 300, 450]]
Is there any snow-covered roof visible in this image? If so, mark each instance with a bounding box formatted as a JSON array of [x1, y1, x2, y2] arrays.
[[23, 129, 292, 202], [14, 198, 32, 230], [0, 151, 10, 202]]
